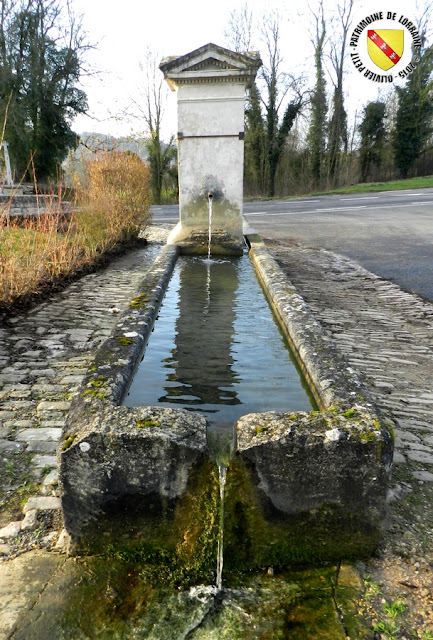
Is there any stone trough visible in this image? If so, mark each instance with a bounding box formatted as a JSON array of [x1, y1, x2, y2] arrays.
[[59, 236, 393, 564], [58, 41, 392, 566]]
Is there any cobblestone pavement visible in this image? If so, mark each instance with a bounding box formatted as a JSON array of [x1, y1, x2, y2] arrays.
[[267, 237, 433, 637], [0, 235, 163, 543], [1, 227, 433, 637]]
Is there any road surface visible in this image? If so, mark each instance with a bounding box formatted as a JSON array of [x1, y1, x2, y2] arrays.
[[150, 188, 433, 302]]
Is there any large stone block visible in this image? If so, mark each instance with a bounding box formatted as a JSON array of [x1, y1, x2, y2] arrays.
[[234, 408, 393, 564], [59, 401, 207, 553]]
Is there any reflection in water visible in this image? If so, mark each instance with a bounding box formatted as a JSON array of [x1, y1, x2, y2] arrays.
[[124, 255, 314, 430], [161, 258, 240, 411]]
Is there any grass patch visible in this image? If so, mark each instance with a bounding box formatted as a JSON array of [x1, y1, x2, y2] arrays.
[[310, 175, 433, 196], [245, 175, 433, 201]]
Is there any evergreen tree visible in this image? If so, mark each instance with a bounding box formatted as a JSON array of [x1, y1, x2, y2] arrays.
[[244, 82, 266, 194], [327, 0, 354, 182], [0, 0, 89, 182], [358, 102, 387, 182], [393, 43, 433, 178], [307, 1, 327, 184]]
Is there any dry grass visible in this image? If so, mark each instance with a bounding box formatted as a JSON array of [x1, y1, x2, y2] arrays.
[[0, 152, 151, 310]]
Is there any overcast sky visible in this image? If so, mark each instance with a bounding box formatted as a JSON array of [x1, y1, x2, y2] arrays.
[[71, 0, 427, 140]]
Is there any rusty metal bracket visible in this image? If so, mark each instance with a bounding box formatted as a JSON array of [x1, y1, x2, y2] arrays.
[[178, 132, 244, 140]]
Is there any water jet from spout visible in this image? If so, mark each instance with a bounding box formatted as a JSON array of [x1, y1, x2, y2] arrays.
[[207, 192, 213, 261], [216, 462, 227, 591]]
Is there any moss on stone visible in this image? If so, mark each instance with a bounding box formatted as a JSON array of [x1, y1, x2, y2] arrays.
[[136, 418, 160, 429], [81, 389, 108, 399], [62, 433, 77, 451], [90, 376, 107, 388], [75, 459, 220, 587], [130, 293, 150, 308], [222, 457, 381, 578], [342, 409, 357, 419]]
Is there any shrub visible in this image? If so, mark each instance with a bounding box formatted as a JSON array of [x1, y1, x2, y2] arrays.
[[0, 152, 151, 310], [75, 151, 151, 255]]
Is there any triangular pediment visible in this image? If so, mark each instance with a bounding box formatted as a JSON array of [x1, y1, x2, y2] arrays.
[[160, 43, 261, 89], [186, 57, 238, 72]]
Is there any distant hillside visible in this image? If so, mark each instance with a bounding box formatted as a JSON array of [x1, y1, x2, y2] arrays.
[[63, 132, 176, 187], [72, 132, 150, 161]]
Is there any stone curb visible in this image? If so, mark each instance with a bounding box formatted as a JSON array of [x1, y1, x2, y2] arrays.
[[246, 234, 378, 414], [76, 243, 179, 405]]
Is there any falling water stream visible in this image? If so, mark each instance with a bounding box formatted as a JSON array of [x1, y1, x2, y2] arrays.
[[216, 464, 227, 591], [207, 193, 213, 260]]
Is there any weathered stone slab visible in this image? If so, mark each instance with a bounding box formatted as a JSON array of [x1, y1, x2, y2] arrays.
[[16, 428, 62, 442], [235, 408, 392, 562], [21, 510, 38, 531], [37, 401, 71, 413], [413, 470, 433, 482], [23, 496, 61, 513], [60, 401, 207, 553], [406, 449, 433, 463], [0, 521, 21, 539], [31, 455, 57, 470], [0, 549, 63, 640], [26, 441, 58, 453], [0, 440, 24, 452], [247, 237, 374, 411]]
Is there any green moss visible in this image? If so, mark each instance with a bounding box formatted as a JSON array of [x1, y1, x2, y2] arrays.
[[78, 459, 220, 587], [90, 376, 107, 388], [222, 458, 380, 579], [62, 434, 77, 451], [256, 426, 268, 436], [130, 293, 150, 308], [117, 336, 133, 346], [342, 409, 356, 419], [136, 418, 160, 429], [358, 430, 377, 443], [81, 389, 108, 399]]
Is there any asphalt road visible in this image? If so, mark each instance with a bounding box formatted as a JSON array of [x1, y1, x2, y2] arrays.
[[150, 188, 433, 302]]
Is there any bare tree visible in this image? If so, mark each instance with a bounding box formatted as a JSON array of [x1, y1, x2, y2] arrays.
[[327, 0, 354, 182], [131, 48, 176, 204], [224, 2, 254, 52], [259, 10, 305, 196]]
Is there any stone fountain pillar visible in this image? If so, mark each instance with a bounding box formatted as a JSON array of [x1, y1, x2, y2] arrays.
[[160, 43, 261, 255]]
